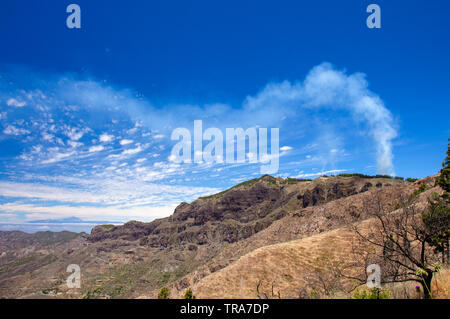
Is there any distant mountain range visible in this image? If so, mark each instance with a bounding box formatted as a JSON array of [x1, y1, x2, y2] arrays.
[[28, 216, 115, 224]]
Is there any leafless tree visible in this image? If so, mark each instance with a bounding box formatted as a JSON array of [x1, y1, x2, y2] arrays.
[[347, 193, 442, 299], [256, 278, 280, 299]]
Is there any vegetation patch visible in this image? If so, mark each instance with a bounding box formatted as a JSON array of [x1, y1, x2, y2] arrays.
[[99, 224, 115, 230], [199, 175, 276, 200]]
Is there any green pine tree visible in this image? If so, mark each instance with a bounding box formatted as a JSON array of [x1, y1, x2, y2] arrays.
[[436, 138, 450, 199]]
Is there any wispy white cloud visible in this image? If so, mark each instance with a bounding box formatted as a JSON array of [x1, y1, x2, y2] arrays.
[[6, 98, 26, 107], [119, 139, 133, 145], [3, 125, 30, 135], [121, 145, 142, 155], [294, 169, 348, 178], [0, 176, 219, 222], [68, 140, 83, 148], [41, 151, 76, 164], [0, 202, 176, 223], [99, 133, 114, 143], [64, 126, 89, 141], [280, 146, 293, 152], [88, 145, 104, 153]]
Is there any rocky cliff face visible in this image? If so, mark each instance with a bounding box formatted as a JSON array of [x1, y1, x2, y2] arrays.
[[88, 176, 286, 246], [87, 175, 396, 249]]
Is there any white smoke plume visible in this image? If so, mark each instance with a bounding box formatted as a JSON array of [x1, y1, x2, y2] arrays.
[[244, 63, 397, 175]]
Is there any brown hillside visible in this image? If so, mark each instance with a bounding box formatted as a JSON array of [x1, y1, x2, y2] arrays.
[[168, 182, 445, 299]]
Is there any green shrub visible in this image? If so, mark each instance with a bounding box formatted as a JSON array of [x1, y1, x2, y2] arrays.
[[286, 178, 312, 184], [283, 274, 293, 281], [410, 184, 428, 199], [184, 288, 196, 299], [83, 287, 104, 299], [100, 224, 115, 230], [158, 286, 170, 299], [374, 174, 393, 179], [352, 287, 391, 299], [338, 173, 373, 179]]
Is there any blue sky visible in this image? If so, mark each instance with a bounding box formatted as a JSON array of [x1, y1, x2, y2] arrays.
[[0, 0, 449, 231]]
